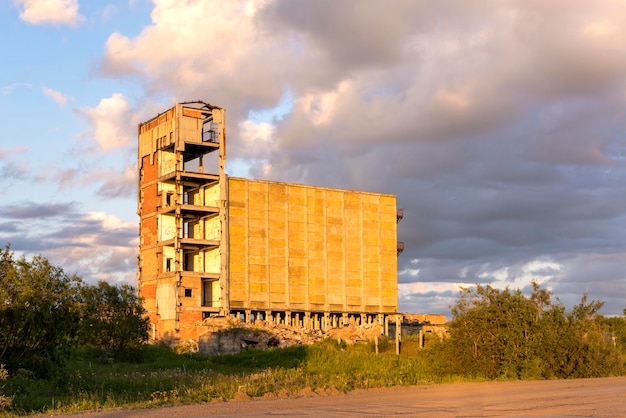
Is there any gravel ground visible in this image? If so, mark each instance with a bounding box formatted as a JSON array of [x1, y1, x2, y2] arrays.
[[69, 376, 626, 417]]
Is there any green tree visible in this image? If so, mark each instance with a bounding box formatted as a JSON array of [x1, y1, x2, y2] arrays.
[[0, 244, 82, 376], [445, 284, 542, 379], [78, 281, 149, 361], [443, 282, 623, 380], [1, 244, 150, 374]]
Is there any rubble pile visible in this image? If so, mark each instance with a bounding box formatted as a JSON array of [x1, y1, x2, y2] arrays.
[[190, 316, 383, 356]]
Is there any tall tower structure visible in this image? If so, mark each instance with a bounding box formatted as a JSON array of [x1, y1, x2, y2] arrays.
[[137, 102, 227, 340]]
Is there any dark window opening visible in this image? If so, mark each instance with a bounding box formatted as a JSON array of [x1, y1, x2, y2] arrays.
[[184, 288, 192, 297], [183, 251, 196, 272]]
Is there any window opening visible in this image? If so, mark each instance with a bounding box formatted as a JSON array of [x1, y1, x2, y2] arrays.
[[202, 279, 219, 307], [202, 121, 219, 143], [184, 251, 196, 272]]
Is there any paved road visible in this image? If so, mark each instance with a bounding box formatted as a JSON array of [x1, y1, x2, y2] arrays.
[[72, 376, 626, 417]]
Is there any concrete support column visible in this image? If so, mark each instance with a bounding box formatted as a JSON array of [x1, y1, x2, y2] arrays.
[[395, 314, 402, 355]]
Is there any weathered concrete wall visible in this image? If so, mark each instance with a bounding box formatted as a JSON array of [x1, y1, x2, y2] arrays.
[[228, 177, 398, 314], [403, 313, 447, 325]]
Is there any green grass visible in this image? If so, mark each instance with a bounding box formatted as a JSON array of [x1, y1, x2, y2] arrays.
[[3, 338, 457, 415]]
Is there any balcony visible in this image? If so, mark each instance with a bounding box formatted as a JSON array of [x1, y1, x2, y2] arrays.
[[158, 171, 219, 186], [397, 242, 405, 256]]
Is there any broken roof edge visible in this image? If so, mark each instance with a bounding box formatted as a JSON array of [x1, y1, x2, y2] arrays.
[[179, 100, 223, 110], [137, 100, 224, 132]]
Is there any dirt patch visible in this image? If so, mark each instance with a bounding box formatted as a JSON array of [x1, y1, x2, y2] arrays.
[[70, 377, 626, 417]]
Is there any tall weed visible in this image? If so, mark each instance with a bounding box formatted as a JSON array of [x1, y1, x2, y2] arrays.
[[4, 340, 470, 415]]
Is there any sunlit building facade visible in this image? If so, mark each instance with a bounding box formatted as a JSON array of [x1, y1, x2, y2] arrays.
[[137, 102, 402, 341]]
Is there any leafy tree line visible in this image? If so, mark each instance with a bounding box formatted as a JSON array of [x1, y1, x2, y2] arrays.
[[2, 239, 625, 391], [0, 244, 149, 377], [437, 282, 625, 380]]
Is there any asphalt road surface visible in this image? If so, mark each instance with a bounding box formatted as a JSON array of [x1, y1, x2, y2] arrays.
[[72, 376, 626, 417]]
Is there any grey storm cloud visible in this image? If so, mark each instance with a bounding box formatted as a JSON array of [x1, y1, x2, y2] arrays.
[[0, 200, 136, 284], [93, 0, 626, 314], [0, 201, 78, 219], [97, 173, 137, 199]]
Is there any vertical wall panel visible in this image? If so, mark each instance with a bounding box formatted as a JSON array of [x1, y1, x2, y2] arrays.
[[227, 178, 398, 314]]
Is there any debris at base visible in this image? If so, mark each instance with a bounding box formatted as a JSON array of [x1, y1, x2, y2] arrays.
[[189, 316, 383, 356]]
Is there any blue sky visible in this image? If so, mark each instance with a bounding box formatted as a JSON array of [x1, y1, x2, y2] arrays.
[[1, 0, 626, 316]]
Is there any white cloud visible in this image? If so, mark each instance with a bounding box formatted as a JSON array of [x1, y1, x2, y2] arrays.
[[295, 81, 350, 127], [2, 82, 32, 95], [238, 119, 275, 152], [100, 0, 292, 115], [85, 211, 134, 231], [42, 87, 68, 107], [14, 0, 85, 28], [77, 93, 138, 151]]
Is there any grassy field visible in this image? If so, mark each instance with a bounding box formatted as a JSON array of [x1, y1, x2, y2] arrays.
[[3, 335, 459, 415]]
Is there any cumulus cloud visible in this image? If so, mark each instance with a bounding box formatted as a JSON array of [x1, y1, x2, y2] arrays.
[[14, 0, 85, 28], [77, 93, 139, 151], [96, 0, 626, 314]]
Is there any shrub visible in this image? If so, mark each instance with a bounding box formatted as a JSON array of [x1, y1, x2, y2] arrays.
[[0, 364, 13, 410], [0, 245, 82, 377], [78, 281, 150, 362], [443, 282, 625, 380]]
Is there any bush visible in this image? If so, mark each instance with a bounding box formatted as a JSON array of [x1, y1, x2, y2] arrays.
[[442, 282, 625, 380], [78, 281, 149, 361], [0, 364, 13, 410], [0, 244, 150, 375], [0, 245, 82, 377]]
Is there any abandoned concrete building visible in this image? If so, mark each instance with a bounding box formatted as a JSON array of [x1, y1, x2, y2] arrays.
[[137, 101, 404, 342]]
